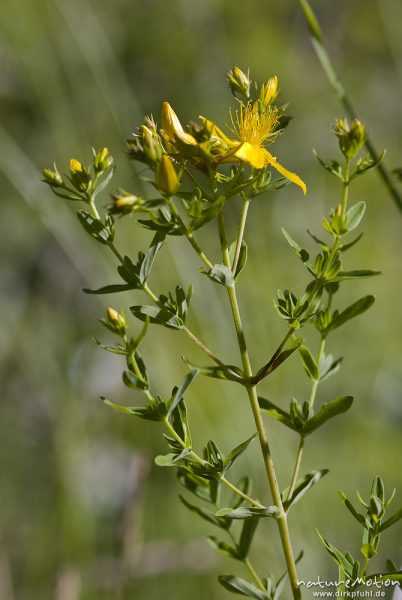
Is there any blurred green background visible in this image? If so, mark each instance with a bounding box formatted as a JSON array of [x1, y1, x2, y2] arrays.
[[1, 0, 402, 598]]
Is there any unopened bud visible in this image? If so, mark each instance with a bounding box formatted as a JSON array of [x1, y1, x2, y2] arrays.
[[42, 165, 63, 187], [69, 158, 91, 191], [140, 125, 162, 167], [227, 66, 250, 98], [93, 147, 113, 173], [156, 154, 180, 195], [334, 118, 367, 159], [260, 75, 278, 106], [109, 189, 145, 215], [104, 307, 127, 335]]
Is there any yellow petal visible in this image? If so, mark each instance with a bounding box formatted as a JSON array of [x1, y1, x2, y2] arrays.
[[160, 101, 197, 147], [263, 149, 307, 194], [199, 116, 238, 147], [161, 101, 184, 138], [234, 142, 267, 169]]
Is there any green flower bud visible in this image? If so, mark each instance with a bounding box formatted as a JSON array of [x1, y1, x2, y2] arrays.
[[140, 125, 163, 167], [109, 189, 145, 215], [227, 66, 250, 98], [333, 118, 367, 159], [93, 147, 113, 173], [42, 165, 63, 187], [102, 307, 127, 336], [156, 154, 180, 195]]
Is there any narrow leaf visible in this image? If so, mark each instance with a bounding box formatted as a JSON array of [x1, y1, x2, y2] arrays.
[[218, 575, 268, 600], [238, 518, 259, 559], [317, 531, 353, 577], [130, 305, 183, 329], [283, 470, 329, 510], [223, 434, 257, 473], [216, 506, 279, 520], [258, 397, 300, 433], [329, 296, 375, 331], [380, 508, 402, 532], [84, 283, 134, 295], [298, 345, 319, 380], [139, 231, 165, 284], [167, 369, 199, 417], [304, 396, 353, 434], [180, 495, 229, 529], [345, 201, 366, 232]]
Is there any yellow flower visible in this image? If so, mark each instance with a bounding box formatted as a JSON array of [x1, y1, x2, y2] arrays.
[[202, 101, 307, 195], [160, 101, 197, 149], [156, 154, 180, 195]]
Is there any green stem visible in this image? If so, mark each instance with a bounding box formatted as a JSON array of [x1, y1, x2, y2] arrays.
[[285, 437, 305, 505], [308, 338, 326, 409], [252, 326, 295, 384], [163, 419, 262, 508], [226, 529, 265, 591], [217, 210, 301, 600], [231, 198, 250, 274], [341, 158, 350, 217], [167, 197, 213, 269], [287, 336, 326, 507], [299, 0, 402, 213]]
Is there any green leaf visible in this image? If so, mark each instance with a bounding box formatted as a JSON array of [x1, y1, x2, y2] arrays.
[[334, 270, 381, 281], [304, 396, 353, 434], [298, 345, 319, 380], [238, 518, 259, 560], [258, 398, 299, 433], [205, 440, 224, 473], [313, 152, 344, 180], [171, 400, 192, 448], [139, 231, 165, 284], [360, 544, 377, 559], [229, 240, 248, 281], [282, 228, 310, 263], [91, 166, 115, 198], [317, 531, 353, 577], [155, 448, 191, 467], [182, 356, 244, 384], [77, 210, 114, 244], [216, 506, 279, 520], [83, 283, 134, 295], [318, 354, 343, 382], [177, 469, 212, 503], [167, 369, 199, 417], [218, 575, 268, 600], [345, 201, 366, 232], [223, 434, 257, 473], [254, 337, 304, 382], [122, 370, 148, 391], [329, 295, 375, 332], [202, 263, 234, 287], [367, 571, 402, 583], [130, 305, 183, 329], [338, 491, 366, 525], [283, 470, 329, 510], [341, 232, 364, 252], [380, 508, 402, 532], [102, 397, 166, 421], [207, 537, 240, 560], [179, 495, 230, 529], [230, 477, 253, 510]]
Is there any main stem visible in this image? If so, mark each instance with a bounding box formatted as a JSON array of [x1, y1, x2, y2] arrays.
[[217, 211, 301, 599]]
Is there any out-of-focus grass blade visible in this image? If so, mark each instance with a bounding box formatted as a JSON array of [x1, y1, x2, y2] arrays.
[[299, 0, 402, 213]]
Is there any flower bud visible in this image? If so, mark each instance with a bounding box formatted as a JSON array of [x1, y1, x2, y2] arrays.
[[109, 189, 145, 215], [69, 158, 91, 191], [140, 125, 162, 167], [334, 118, 367, 159], [42, 165, 63, 187], [156, 154, 180, 195], [227, 66, 250, 98], [93, 147, 113, 173], [260, 75, 278, 107], [103, 307, 127, 335]]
